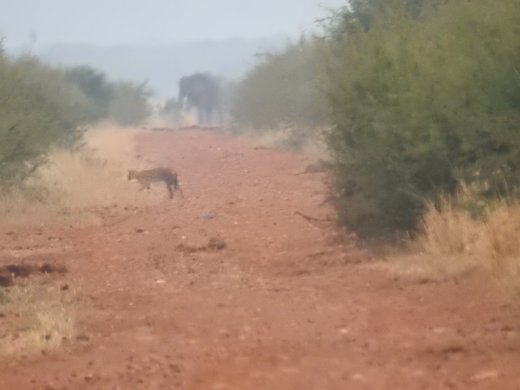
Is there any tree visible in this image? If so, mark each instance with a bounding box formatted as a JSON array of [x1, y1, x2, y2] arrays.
[[0, 55, 84, 188], [64, 66, 113, 120], [109, 82, 151, 126], [326, 0, 520, 237], [232, 38, 329, 130]]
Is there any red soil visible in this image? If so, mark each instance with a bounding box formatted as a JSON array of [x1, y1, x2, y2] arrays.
[[0, 130, 519, 389]]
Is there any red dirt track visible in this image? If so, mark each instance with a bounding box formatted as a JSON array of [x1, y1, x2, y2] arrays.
[[1, 130, 519, 389]]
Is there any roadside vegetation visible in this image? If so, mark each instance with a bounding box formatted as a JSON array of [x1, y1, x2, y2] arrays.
[[0, 48, 149, 219], [230, 37, 330, 152], [1, 0, 519, 351], [0, 47, 153, 356], [232, 0, 520, 294], [0, 52, 150, 194]]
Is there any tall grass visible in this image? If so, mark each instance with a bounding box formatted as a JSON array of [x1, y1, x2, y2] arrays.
[[401, 191, 520, 297], [232, 37, 329, 135], [478, 205, 520, 298], [0, 124, 158, 229], [405, 196, 481, 278]]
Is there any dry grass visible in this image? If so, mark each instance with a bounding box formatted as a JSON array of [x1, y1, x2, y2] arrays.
[[417, 196, 480, 257], [39, 125, 147, 209], [391, 192, 520, 297], [0, 122, 164, 230], [478, 204, 520, 298], [395, 196, 481, 279], [0, 283, 76, 357], [0, 188, 96, 228]]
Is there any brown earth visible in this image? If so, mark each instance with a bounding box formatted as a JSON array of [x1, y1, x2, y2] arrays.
[[0, 130, 519, 389]]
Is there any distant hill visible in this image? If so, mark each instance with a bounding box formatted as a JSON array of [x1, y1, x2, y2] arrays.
[[27, 36, 289, 99]]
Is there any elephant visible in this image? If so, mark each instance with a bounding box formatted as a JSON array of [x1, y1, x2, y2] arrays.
[[178, 73, 222, 125]]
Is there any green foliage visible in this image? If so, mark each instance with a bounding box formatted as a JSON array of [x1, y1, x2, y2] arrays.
[[64, 66, 151, 126], [0, 55, 85, 188], [64, 66, 112, 120], [108, 82, 151, 126], [0, 50, 152, 190], [327, 0, 520, 237], [232, 38, 329, 131]]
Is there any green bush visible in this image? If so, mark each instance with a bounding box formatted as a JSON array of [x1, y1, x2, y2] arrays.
[[327, 0, 520, 237], [64, 66, 151, 126], [108, 81, 151, 126], [0, 51, 152, 190], [0, 55, 86, 188], [232, 37, 329, 131], [64, 66, 113, 121]]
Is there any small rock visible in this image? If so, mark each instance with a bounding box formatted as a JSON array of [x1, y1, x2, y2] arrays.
[[201, 212, 216, 221], [76, 335, 90, 342], [212, 383, 228, 390], [471, 370, 500, 381], [40, 263, 67, 274], [351, 373, 367, 382], [208, 237, 226, 251], [169, 363, 181, 373], [156, 279, 166, 285]]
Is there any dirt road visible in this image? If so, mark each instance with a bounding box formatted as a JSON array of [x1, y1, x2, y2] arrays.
[[1, 130, 519, 389]]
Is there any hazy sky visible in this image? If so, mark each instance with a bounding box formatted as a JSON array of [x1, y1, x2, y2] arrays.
[[2, 0, 345, 47]]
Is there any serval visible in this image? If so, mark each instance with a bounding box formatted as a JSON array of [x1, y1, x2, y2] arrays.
[[128, 167, 183, 199]]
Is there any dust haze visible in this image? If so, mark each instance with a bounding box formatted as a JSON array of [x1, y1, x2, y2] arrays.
[[2, 0, 520, 388], [2, 0, 344, 96]]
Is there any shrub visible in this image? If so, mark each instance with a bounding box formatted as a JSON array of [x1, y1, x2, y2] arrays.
[[64, 65, 113, 121], [0, 45, 152, 192], [109, 81, 151, 126], [0, 54, 85, 188], [232, 37, 329, 132], [327, 0, 520, 237]]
